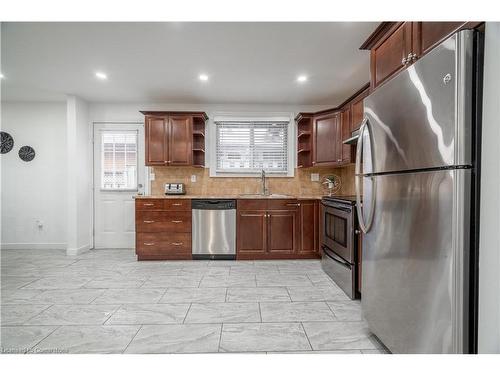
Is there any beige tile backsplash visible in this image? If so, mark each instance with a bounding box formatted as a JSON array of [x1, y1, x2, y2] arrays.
[[151, 165, 355, 197]]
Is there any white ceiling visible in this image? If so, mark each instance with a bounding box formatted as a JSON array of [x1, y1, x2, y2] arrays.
[[1, 22, 377, 105]]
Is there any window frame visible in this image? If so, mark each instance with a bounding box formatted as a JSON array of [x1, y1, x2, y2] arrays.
[[209, 114, 295, 178]]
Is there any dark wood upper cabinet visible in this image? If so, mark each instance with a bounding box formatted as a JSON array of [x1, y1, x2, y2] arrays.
[[369, 22, 413, 88], [412, 22, 476, 58], [313, 112, 341, 165], [296, 84, 368, 168], [340, 106, 353, 163], [361, 22, 483, 89], [350, 87, 370, 132], [168, 116, 192, 165], [267, 210, 298, 255], [141, 111, 207, 167], [145, 116, 168, 166]]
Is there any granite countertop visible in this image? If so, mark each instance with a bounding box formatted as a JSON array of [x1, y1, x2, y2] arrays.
[[135, 194, 324, 200]]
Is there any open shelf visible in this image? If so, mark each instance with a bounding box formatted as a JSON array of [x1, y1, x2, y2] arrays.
[[297, 130, 311, 138], [192, 116, 206, 168], [295, 114, 313, 168]]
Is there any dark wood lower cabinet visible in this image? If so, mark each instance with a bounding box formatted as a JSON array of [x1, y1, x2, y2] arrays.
[[236, 210, 268, 257], [135, 198, 191, 260], [298, 200, 319, 256], [135, 198, 321, 261], [236, 199, 320, 260], [267, 210, 299, 255]]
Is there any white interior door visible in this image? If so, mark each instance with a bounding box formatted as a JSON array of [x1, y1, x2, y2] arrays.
[[93, 123, 145, 249]]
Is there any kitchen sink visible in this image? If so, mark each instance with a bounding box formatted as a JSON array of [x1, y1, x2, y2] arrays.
[[238, 193, 294, 198]]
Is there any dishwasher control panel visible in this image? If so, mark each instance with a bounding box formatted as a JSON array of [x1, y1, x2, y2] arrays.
[[191, 199, 236, 210]]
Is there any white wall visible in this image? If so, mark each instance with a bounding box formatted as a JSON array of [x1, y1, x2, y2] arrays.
[[478, 22, 500, 354], [1, 102, 67, 249], [66, 95, 92, 255]]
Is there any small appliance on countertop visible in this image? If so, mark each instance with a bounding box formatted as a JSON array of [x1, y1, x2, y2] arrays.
[[164, 183, 186, 195]]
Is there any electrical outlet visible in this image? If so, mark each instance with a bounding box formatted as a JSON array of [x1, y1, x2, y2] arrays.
[[150, 173, 155, 181], [191, 175, 197, 183], [310, 173, 320, 182]]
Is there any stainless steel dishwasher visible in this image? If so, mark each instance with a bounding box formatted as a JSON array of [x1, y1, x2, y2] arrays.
[[192, 199, 236, 260]]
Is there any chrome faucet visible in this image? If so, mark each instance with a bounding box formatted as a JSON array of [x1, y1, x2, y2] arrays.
[[261, 169, 269, 196]]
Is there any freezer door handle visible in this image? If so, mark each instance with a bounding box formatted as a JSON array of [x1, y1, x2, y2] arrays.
[[355, 118, 376, 234]]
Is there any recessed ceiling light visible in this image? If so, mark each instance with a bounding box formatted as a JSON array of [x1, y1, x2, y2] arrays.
[[0, 73, 4, 79], [297, 75, 308, 83], [95, 71, 108, 80], [198, 74, 209, 82]]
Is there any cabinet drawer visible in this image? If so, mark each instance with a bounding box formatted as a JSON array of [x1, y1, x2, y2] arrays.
[[164, 199, 191, 211], [237, 199, 267, 210], [267, 200, 300, 210], [136, 211, 192, 233], [136, 233, 191, 252], [136, 199, 165, 210]]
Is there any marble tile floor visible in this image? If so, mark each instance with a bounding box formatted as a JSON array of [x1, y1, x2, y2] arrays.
[[0, 249, 388, 354]]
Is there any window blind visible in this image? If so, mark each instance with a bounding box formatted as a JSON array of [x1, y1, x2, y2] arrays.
[[101, 131, 138, 190], [215, 121, 289, 174]]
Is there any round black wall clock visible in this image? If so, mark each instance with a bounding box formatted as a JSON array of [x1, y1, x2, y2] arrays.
[[0, 131, 14, 154], [18, 146, 36, 162]]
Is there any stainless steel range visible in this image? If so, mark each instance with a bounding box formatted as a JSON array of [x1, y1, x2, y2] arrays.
[[320, 195, 360, 299]]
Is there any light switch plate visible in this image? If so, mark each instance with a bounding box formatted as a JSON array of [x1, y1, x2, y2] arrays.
[[310, 173, 320, 182], [191, 175, 197, 183], [150, 173, 155, 181]]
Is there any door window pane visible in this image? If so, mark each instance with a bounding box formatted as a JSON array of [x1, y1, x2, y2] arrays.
[[101, 131, 138, 190]]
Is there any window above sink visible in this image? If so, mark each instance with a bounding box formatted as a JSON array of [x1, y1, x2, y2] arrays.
[[209, 114, 295, 178]]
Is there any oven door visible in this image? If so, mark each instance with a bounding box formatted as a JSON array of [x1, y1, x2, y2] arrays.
[[321, 202, 354, 263], [321, 246, 356, 299]]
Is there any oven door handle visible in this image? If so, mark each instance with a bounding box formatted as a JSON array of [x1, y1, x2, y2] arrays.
[[322, 246, 351, 268], [323, 204, 352, 213]]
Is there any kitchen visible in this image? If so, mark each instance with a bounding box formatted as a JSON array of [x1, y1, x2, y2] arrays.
[[1, 13, 499, 365]]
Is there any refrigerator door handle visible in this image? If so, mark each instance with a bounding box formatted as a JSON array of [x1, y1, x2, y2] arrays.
[[355, 118, 376, 234]]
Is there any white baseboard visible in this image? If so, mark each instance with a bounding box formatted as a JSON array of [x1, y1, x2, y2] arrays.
[[66, 244, 91, 256], [1, 243, 67, 250]]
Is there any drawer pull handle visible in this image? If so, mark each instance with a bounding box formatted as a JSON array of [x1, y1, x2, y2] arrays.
[[143, 242, 155, 246], [172, 203, 182, 206], [143, 203, 154, 206], [286, 203, 300, 206], [171, 220, 183, 223], [143, 220, 155, 223], [171, 242, 183, 246]]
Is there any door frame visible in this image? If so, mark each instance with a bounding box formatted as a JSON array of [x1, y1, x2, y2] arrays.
[[91, 121, 149, 249]]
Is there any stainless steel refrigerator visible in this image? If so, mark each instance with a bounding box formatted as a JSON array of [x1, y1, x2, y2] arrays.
[[356, 30, 482, 354]]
